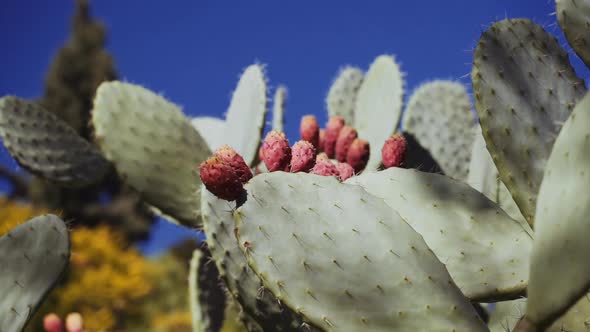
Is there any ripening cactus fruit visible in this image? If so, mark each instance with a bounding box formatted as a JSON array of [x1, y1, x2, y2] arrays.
[[335, 125, 358, 162], [324, 116, 345, 158], [199, 157, 244, 201], [214, 145, 253, 183], [310, 159, 340, 178], [290, 140, 317, 173], [346, 138, 370, 173], [262, 130, 291, 172], [300, 115, 320, 150], [382, 134, 407, 168], [335, 162, 354, 181]]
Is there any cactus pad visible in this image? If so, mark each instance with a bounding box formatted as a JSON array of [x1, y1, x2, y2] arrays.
[[402, 81, 475, 181], [0, 96, 110, 186], [526, 93, 590, 328], [472, 18, 586, 225], [191, 116, 226, 151], [0, 214, 70, 332], [272, 86, 287, 132], [189, 247, 226, 332], [235, 172, 487, 331], [92, 81, 210, 227], [557, 0, 590, 68], [326, 66, 364, 125], [354, 55, 404, 171]]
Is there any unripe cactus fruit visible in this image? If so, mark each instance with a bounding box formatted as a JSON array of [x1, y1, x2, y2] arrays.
[[336, 162, 355, 181], [324, 116, 345, 158], [382, 134, 407, 168], [290, 140, 316, 173], [335, 125, 358, 162], [346, 138, 370, 173], [262, 130, 291, 172], [199, 156, 244, 201], [300, 115, 320, 149], [318, 129, 325, 152], [43, 314, 62, 332], [310, 159, 340, 178], [214, 145, 253, 183], [65, 313, 83, 332]]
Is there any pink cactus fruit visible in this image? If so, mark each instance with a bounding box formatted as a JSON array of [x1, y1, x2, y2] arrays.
[[43, 313, 63, 332], [262, 130, 291, 172], [346, 138, 370, 173], [290, 140, 316, 173], [318, 129, 325, 152], [316, 152, 329, 162], [214, 145, 253, 183], [199, 156, 244, 201], [335, 162, 355, 181], [310, 159, 340, 178], [382, 134, 407, 168], [65, 313, 83, 332], [335, 126, 358, 162], [324, 116, 345, 158], [300, 115, 320, 149]]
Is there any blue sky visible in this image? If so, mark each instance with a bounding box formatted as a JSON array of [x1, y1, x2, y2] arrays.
[[1, 0, 587, 254]]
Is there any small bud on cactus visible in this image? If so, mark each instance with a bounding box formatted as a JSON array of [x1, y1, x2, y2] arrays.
[[200, 157, 244, 201], [346, 139, 370, 173], [262, 130, 291, 172], [65, 313, 83, 332], [316, 152, 329, 162], [324, 116, 345, 158], [335, 126, 358, 162], [336, 162, 355, 181], [300, 115, 320, 149], [290, 140, 316, 173], [43, 313, 63, 332], [214, 145, 253, 183], [318, 129, 325, 152], [310, 160, 340, 178], [382, 134, 407, 168]]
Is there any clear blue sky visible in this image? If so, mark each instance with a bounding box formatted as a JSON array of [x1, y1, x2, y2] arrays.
[[1, 0, 587, 254]]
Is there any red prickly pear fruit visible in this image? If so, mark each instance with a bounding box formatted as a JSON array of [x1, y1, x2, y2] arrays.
[[310, 160, 340, 178], [335, 126, 358, 162], [199, 156, 244, 201], [324, 116, 345, 158], [65, 313, 83, 332], [346, 139, 370, 173], [300, 115, 320, 149], [43, 313, 63, 332], [290, 140, 317, 173], [382, 134, 407, 168], [316, 152, 329, 162], [335, 162, 355, 181], [214, 145, 253, 183], [318, 129, 325, 152], [262, 130, 291, 172]]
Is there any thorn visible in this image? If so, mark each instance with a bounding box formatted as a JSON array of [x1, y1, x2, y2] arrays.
[[305, 288, 318, 301], [332, 258, 342, 269]]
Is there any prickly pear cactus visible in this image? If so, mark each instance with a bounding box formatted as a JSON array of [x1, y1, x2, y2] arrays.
[[472, 18, 586, 225], [0, 214, 70, 332], [348, 168, 533, 302], [235, 172, 487, 331], [0, 96, 110, 186], [191, 117, 226, 152], [355, 55, 404, 171], [272, 86, 287, 132], [402, 81, 475, 181], [326, 66, 364, 125], [92, 81, 211, 227], [189, 247, 226, 332], [556, 0, 590, 68], [524, 93, 590, 329]]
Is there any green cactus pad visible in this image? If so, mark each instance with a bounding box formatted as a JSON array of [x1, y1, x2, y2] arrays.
[[272, 86, 287, 132], [402, 81, 475, 181], [191, 116, 226, 151], [468, 128, 525, 222], [189, 247, 226, 332], [201, 188, 312, 331], [0, 214, 70, 332], [557, 0, 590, 69], [224, 64, 267, 166], [348, 168, 532, 302], [235, 172, 487, 331], [526, 93, 590, 328], [487, 298, 527, 332], [472, 18, 586, 225], [0, 96, 110, 186], [326, 66, 364, 125], [355, 55, 404, 171], [92, 81, 210, 227]]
